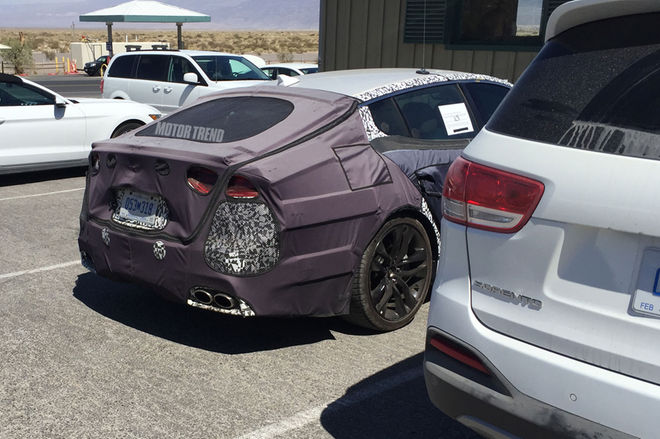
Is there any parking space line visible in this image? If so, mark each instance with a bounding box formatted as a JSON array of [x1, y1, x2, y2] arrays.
[[0, 187, 84, 202], [0, 260, 80, 280], [237, 367, 422, 439]]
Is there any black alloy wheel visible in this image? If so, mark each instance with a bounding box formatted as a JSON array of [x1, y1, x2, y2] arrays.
[[348, 217, 434, 332]]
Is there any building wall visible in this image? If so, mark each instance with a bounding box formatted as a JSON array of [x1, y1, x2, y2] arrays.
[[319, 0, 562, 81], [70, 41, 171, 67]]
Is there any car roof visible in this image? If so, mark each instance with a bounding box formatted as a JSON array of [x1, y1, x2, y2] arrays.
[[291, 68, 510, 101], [181, 50, 244, 57], [546, 0, 660, 41], [264, 63, 318, 69], [115, 49, 243, 57]]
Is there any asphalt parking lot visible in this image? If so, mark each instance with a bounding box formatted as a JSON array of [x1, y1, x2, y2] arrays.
[[0, 165, 479, 437]]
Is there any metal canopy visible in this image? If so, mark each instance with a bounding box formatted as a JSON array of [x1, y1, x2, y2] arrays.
[[79, 0, 211, 56]]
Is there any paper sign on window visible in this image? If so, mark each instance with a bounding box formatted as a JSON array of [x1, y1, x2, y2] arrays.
[[438, 103, 474, 136]]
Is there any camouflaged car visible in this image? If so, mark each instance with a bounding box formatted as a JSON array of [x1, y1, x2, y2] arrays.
[[78, 68, 510, 331]]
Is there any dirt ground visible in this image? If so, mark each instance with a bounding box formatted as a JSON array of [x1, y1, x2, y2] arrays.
[[0, 28, 318, 60]]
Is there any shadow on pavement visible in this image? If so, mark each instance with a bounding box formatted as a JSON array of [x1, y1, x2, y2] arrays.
[[73, 272, 377, 354], [0, 167, 86, 187], [320, 353, 480, 439]]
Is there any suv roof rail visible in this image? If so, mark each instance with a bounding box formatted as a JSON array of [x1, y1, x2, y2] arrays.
[[124, 45, 175, 52]]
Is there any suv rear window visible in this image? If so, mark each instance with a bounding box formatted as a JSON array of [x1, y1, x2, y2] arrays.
[[136, 96, 294, 143], [107, 55, 136, 78], [488, 12, 660, 160]]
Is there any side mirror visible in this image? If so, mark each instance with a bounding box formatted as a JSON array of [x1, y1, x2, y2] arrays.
[[183, 72, 199, 84], [55, 95, 67, 108]]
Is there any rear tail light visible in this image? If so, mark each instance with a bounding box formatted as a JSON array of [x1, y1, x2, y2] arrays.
[[187, 166, 218, 195], [429, 334, 491, 376], [226, 175, 259, 199], [442, 157, 544, 233]]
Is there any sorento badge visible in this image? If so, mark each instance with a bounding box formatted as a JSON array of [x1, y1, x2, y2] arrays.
[[473, 280, 542, 310]]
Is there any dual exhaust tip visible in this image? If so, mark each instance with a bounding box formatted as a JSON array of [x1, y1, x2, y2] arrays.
[[191, 288, 237, 310], [187, 287, 256, 317]]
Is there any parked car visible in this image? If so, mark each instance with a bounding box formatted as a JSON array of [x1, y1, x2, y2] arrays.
[[84, 55, 111, 76], [425, 0, 660, 437], [261, 63, 318, 79], [0, 73, 160, 175], [78, 68, 510, 331], [102, 49, 271, 113]]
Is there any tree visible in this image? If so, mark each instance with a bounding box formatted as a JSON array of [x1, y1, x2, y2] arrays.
[[4, 39, 33, 75]]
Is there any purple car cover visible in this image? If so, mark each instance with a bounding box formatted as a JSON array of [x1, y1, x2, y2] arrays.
[[78, 86, 425, 317]]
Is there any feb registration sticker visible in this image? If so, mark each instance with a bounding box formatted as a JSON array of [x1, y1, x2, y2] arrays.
[[631, 249, 660, 318]]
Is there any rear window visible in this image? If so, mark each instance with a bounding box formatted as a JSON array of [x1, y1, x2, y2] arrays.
[[369, 84, 477, 140], [107, 55, 136, 78], [136, 96, 294, 143], [488, 12, 660, 160]]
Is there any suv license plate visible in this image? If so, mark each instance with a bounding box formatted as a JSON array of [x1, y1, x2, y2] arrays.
[[632, 249, 660, 318]]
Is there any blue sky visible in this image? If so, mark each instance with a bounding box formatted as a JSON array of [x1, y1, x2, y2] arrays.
[[0, 0, 320, 30]]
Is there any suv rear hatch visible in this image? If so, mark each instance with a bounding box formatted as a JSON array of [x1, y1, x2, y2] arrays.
[[463, 11, 660, 384]]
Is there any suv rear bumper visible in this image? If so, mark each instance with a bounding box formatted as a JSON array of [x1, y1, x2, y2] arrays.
[[424, 220, 658, 439], [424, 328, 636, 439]]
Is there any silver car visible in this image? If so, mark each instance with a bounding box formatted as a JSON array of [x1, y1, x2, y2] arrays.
[[425, 0, 660, 438]]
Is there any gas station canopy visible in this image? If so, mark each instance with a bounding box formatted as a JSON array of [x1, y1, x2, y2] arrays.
[[79, 0, 211, 55]]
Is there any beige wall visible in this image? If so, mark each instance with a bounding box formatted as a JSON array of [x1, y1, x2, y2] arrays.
[[70, 41, 170, 67], [319, 0, 539, 81]]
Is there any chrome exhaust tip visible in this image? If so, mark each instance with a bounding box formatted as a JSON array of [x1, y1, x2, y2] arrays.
[[213, 292, 237, 309], [191, 288, 213, 305]]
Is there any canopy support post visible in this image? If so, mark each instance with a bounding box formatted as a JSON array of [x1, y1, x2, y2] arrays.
[[106, 22, 114, 57], [177, 22, 183, 49]]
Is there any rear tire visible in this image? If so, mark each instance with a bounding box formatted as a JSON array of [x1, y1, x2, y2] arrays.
[[111, 122, 142, 138], [347, 217, 434, 332]]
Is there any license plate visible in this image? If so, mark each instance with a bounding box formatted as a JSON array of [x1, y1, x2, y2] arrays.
[[632, 249, 660, 318], [113, 189, 168, 230]]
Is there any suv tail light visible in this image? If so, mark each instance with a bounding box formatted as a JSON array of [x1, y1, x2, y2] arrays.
[[187, 167, 218, 195], [429, 334, 491, 376], [442, 157, 544, 233], [226, 175, 258, 199]]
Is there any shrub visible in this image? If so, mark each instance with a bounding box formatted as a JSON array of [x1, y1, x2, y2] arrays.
[[3, 39, 33, 74]]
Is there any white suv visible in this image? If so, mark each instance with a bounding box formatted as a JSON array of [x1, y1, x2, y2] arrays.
[[425, 1, 660, 438], [102, 50, 271, 113]]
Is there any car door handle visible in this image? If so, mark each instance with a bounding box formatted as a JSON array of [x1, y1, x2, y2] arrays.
[[0, 119, 4, 126], [152, 86, 161, 93], [164, 87, 173, 94]]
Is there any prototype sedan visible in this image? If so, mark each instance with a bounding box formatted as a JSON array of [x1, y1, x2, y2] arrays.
[[0, 73, 160, 175], [78, 68, 510, 331]]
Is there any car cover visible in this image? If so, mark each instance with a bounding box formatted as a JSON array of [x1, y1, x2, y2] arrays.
[[79, 86, 424, 317]]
